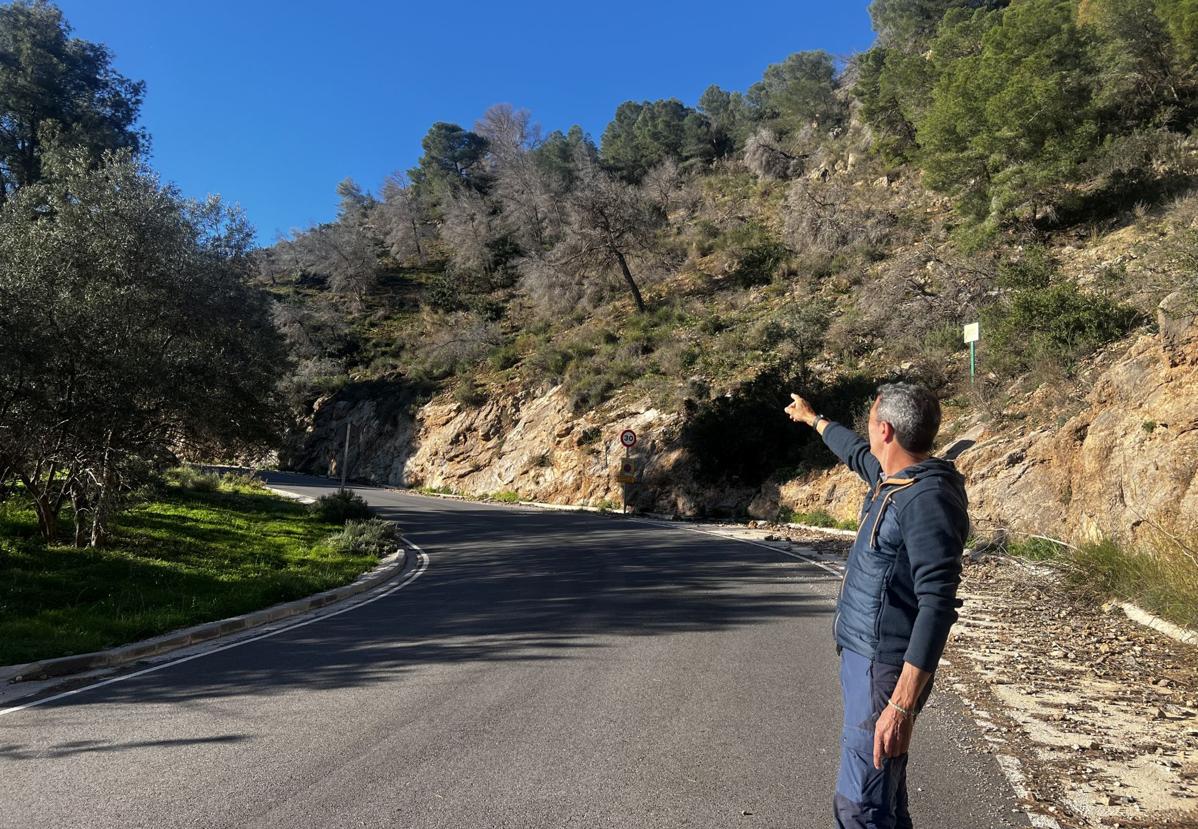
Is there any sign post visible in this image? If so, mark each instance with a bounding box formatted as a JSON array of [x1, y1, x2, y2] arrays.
[[963, 322, 980, 384], [618, 430, 637, 514], [340, 422, 352, 491]]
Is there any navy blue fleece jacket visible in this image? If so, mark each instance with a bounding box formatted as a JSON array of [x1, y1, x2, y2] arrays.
[[821, 421, 969, 672]]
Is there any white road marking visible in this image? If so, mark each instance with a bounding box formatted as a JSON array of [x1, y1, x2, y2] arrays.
[[0, 546, 430, 718], [994, 754, 1063, 829]]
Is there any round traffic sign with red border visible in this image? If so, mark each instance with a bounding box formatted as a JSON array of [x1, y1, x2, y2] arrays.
[[620, 429, 637, 448]]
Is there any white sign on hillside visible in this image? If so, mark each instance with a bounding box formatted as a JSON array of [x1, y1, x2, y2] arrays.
[[963, 322, 980, 344]]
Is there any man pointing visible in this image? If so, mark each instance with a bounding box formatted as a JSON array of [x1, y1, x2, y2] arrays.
[[785, 383, 969, 829]]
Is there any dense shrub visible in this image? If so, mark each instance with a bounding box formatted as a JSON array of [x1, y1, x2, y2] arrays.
[[729, 241, 789, 287], [784, 176, 894, 257], [323, 518, 400, 557], [980, 281, 1141, 377], [310, 490, 372, 524], [166, 466, 221, 492], [454, 376, 489, 408]]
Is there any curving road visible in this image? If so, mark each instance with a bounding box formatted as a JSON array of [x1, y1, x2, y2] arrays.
[[1, 473, 1029, 828]]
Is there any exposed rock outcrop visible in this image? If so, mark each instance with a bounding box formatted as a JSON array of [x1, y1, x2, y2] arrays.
[[764, 296, 1198, 546], [283, 296, 1198, 547]]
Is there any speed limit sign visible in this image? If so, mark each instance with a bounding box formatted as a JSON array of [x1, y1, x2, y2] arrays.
[[620, 429, 637, 448]]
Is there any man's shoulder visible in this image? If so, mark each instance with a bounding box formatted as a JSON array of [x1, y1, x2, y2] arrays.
[[894, 474, 968, 515]]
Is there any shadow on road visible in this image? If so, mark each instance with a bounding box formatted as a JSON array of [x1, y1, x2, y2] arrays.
[[41, 475, 831, 709], [0, 734, 251, 759]]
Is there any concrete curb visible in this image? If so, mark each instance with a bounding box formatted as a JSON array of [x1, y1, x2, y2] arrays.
[[1115, 601, 1198, 647], [0, 543, 411, 685]]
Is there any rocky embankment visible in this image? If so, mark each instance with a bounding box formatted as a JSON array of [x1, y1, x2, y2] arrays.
[[756, 290, 1198, 547], [283, 291, 1198, 548]]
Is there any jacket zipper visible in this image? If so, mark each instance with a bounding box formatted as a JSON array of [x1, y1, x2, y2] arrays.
[[836, 475, 916, 647]]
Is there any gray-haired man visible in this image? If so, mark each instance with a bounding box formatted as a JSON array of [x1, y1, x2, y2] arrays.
[[784, 383, 969, 829]]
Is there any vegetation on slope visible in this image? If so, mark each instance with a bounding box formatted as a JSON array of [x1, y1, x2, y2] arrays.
[[257, 0, 1198, 620]]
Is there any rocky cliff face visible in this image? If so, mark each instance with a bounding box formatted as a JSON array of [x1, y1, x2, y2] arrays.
[[757, 290, 1198, 546], [284, 376, 765, 516], [961, 290, 1198, 545], [283, 293, 1197, 546]]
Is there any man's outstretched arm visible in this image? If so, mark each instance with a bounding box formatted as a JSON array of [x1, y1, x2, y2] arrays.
[[784, 392, 881, 484]]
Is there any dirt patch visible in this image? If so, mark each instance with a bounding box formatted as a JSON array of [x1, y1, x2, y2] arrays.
[[669, 520, 1198, 826], [946, 556, 1198, 828]]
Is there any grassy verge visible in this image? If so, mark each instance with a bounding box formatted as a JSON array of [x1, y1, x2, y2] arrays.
[[0, 476, 380, 665], [777, 506, 858, 531], [1006, 534, 1198, 630]]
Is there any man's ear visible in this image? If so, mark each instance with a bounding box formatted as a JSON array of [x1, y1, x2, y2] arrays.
[[879, 420, 895, 444]]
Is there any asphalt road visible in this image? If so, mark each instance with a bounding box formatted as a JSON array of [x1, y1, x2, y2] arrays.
[[1, 473, 1030, 828]]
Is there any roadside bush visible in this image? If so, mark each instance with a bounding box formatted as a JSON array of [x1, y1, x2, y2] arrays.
[[324, 518, 400, 558], [492, 490, 520, 503], [454, 376, 489, 408], [166, 466, 221, 492], [310, 490, 372, 524], [1004, 535, 1069, 561], [777, 506, 857, 531], [1005, 532, 1198, 630], [980, 281, 1141, 378], [219, 471, 267, 493]]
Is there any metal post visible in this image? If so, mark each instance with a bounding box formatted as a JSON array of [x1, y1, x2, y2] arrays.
[[970, 341, 976, 385], [622, 445, 629, 515], [340, 422, 351, 491]]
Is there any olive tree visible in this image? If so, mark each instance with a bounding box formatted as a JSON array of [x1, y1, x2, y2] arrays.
[[0, 0, 145, 204], [0, 150, 285, 545]]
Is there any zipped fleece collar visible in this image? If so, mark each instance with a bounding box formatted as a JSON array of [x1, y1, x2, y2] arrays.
[[878, 456, 964, 489], [865, 459, 963, 548]]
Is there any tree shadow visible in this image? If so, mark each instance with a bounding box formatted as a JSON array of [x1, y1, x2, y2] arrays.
[[0, 734, 250, 760], [1038, 171, 1198, 232], [679, 369, 881, 494], [40, 476, 834, 709]]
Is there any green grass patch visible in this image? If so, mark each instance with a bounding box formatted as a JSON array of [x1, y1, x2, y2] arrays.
[[1005, 534, 1198, 630], [1004, 535, 1069, 561], [777, 507, 858, 531], [490, 490, 521, 504], [416, 485, 458, 496], [0, 479, 379, 665]]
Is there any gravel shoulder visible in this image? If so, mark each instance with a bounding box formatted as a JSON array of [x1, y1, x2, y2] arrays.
[[946, 556, 1198, 829], [746, 521, 1198, 829]]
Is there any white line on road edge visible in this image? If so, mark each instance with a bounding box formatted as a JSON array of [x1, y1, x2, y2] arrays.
[[264, 486, 316, 505], [0, 545, 431, 719], [629, 517, 844, 577], [994, 754, 1063, 829], [1116, 600, 1198, 646]]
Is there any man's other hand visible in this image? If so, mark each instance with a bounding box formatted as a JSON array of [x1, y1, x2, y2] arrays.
[[873, 704, 915, 769], [784, 393, 817, 426]]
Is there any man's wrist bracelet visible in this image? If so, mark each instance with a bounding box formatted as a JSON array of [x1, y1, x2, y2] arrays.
[[812, 414, 828, 430], [887, 699, 915, 719]]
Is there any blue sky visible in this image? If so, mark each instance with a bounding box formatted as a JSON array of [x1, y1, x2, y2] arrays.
[[55, 1, 877, 244]]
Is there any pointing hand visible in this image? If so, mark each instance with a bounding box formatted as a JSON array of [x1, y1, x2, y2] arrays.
[[784, 393, 818, 427]]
